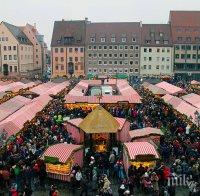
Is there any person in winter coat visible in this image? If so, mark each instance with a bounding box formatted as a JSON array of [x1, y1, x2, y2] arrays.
[[75, 169, 82, 189]]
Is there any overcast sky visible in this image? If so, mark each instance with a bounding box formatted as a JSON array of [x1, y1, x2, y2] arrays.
[[1, 0, 200, 48]]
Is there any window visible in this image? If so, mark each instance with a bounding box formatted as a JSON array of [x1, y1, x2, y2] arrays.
[[124, 68, 128, 73], [101, 37, 106, 42], [8, 46, 11, 50], [103, 45, 107, 50], [192, 54, 197, 59], [175, 45, 180, 50], [156, 65, 159, 69], [36, 49, 38, 52], [162, 57, 165, 61], [119, 45, 123, 50], [119, 61, 123, 65], [187, 54, 191, 59], [114, 68, 118, 73], [109, 61, 113, 65], [69, 57, 73, 62], [88, 53, 92, 58], [149, 48, 152, 52], [75, 48, 78, 52], [124, 45, 128, 50], [4, 46, 6, 51], [98, 54, 102, 58], [114, 45, 118, 50], [88, 46, 92, 50], [167, 49, 170, 53], [143, 65, 147, 69], [135, 61, 138, 65], [93, 53, 97, 58], [135, 53, 139, 58], [181, 45, 186, 50], [69, 48, 73, 52], [75, 65, 78, 70], [166, 57, 170, 62], [148, 65, 151, 69], [13, 46, 16, 50], [186, 37, 191, 42], [10, 66, 12, 72], [55, 65, 58, 70], [149, 57, 152, 61], [166, 65, 170, 70], [55, 57, 58, 61], [4, 55, 7, 60], [55, 48, 58, 53], [144, 48, 147, 52], [98, 60, 102, 65], [135, 68, 139, 73], [109, 54, 112, 58], [109, 68, 113, 73], [156, 40, 160, 44], [36, 55, 38, 58], [124, 54, 128, 58], [14, 66, 17, 72], [181, 54, 185, 59], [98, 45, 102, 50], [109, 45, 113, 50], [157, 48, 160, 52], [164, 40, 169, 44], [130, 61, 133, 65], [122, 37, 127, 43], [61, 57, 64, 62], [93, 45, 97, 50], [177, 37, 182, 42], [8, 55, 12, 60], [144, 57, 147, 61], [146, 40, 150, 44], [61, 65, 64, 70], [60, 48, 64, 53], [130, 45, 134, 50], [104, 54, 108, 58], [111, 37, 116, 43], [99, 69, 102, 73], [88, 68, 92, 73], [132, 37, 136, 42], [175, 54, 179, 59], [114, 61, 118, 65], [75, 57, 78, 62], [195, 37, 200, 42], [130, 68, 133, 73], [114, 54, 118, 58], [186, 45, 191, 50], [119, 53, 123, 58], [80, 48, 84, 52], [90, 37, 95, 42], [193, 45, 197, 50], [104, 69, 107, 73], [162, 48, 165, 52], [14, 55, 17, 60]]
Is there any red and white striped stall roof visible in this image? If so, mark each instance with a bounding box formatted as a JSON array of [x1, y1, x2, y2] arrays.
[[124, 142, 160, 160], [155, 81, 185, 95], [41, 143, 82, 163], [129, 127, 164, 139], [182, 93, 200, 109]]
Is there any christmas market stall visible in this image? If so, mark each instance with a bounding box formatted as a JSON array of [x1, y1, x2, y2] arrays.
[[41, 143, 83, 182], [129, 127, 164, 144], [181, 93, 200, 109], [123, 142, 160, 174]]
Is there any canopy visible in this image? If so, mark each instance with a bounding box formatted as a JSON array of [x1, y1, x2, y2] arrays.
[[114, 73, 128, 79], [143, 82, 169, 95], [79, 105, 120, 133], [41, 143, 82, 163], [129, 127, 164, 139], [191, 80, 200, 85], [124, 142, 160, 160], [182, 93, 200, 109], [155, 81, 184, 95]]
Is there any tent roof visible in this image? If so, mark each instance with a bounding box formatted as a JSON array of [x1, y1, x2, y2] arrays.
[[143, 82, 169, 95], [182, 93, 200, 109], [79, 105, 120, 133]]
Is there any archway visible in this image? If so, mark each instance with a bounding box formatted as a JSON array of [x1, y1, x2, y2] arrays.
[[3, 64, 9, 76]]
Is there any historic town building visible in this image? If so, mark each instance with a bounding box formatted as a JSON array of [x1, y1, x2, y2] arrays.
[[140, 24, 173, 76], [85, 22, 141, 77], [51, 19, 86, 78], [169, 11, 200, 80]]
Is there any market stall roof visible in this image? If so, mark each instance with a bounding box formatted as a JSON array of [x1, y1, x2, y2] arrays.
[[162, 94, 200, 123], [181, 93, 200, 109], [129, 127, 164, 140], [0, 95, 52, 138], [0, 92, 6, 99], [0, 81, 24, 92], [191, 80, 200, 85], [155, 81, 185, 95], [79, 105, 120, 133], [0, 95, 31, 122], [142, 82, 169, 95], [124, 142, 160, 160], [41, 143, 82, 163], [66, 79, 141, 104]]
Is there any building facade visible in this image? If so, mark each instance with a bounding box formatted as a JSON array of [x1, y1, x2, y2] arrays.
[[51, 20, 86, 78], [85, 22, 141, 77], [169, 11, 200, 80], [140, 24, 173, 76], [21, 23, 47, 78], [0, 22, 34, 78]]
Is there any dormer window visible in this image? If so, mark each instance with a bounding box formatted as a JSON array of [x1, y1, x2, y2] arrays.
[[101, 37, 106, 42], [159, 32, 163, 37], [132, 37, 136, 42], [111, 37, 116, 43], [177, 37, 182, 42], [90, 37, 95, 43], [155, 40, 160, 44], [164, 40, 169, 44], [186, 37, 191, 42], [146, 40, 150, 44], [122, 37, 127, 43]]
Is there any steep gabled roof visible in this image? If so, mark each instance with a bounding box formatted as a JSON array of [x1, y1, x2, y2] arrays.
[[3, 22, 32, 45], [51, 20, 86, 47]]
